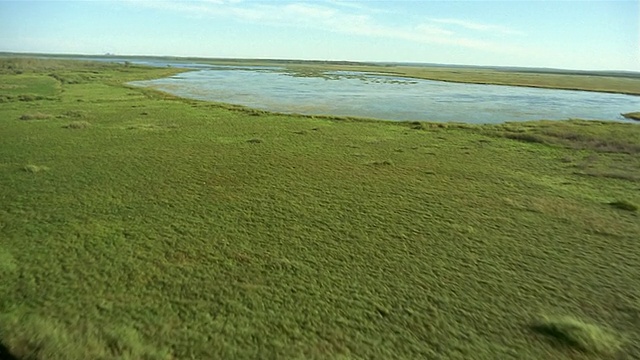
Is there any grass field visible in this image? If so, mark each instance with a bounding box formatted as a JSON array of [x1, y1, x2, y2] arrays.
[[1, 57, 639, 359]]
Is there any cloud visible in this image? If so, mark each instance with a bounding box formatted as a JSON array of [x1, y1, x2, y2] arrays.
[[323, 0, 383, 12], [430, 18, 524, 36], [126, 1, 523, 54]]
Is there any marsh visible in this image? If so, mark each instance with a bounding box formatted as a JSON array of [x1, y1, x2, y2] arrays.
[[129, 64, 640, 124]]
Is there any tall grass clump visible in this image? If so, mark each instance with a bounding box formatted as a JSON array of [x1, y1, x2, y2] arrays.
[[609, 200, 638, 212], [23, 164, 49, 173], [19, 113, 51, 121], [63, 121, 90, 129], [531, 316, 623, 355]]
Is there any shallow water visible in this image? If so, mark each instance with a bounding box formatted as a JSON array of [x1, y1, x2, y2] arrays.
[[129, 65, 640, 124]]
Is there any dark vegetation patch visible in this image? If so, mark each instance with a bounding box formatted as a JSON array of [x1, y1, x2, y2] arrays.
[[58, 110, 87, 118], [0, 342, 18, 360], [609, 200, 638, 212], [370, 159, 394, 166], [579, 170, 640, 182], [487, 120, 640, 154], [0, 94, 54, 102], [568, 153, 640, 182], [125, 123, 161, 131], [402, 121, 449, 130], [17, 94, 47, 102], [63, 121, 90, 129], [503, 132, 546, 144], [409, 121, 426, 130], [247, 138, 263, 144]]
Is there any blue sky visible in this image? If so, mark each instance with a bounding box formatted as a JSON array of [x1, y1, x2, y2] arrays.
[[0, 1, 638, 71]]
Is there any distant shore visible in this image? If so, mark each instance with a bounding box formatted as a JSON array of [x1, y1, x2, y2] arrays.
[[2, 52, 640, 96], [622, 112, 640, 121]]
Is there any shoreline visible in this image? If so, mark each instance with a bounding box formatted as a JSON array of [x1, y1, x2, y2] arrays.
[[3, 52, 639, 96]]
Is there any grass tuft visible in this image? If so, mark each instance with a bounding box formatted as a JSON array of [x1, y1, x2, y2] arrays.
[[59, 110, 87, 118], [22, 164, 49, 173], [370, 160, 394, 166], [503, 132, 546, 144], [19, 112, 51, 121], [247, 138, 263, 144], [17, 94, 45, 102], [409, 121, 426, 130], [63, 121, 90, 129], [609, 200, 638, 212], [531, 316, 623, 355]]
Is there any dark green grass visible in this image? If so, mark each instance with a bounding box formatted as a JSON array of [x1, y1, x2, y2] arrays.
[[609, 200, 638, 212], [1, 58, 639, 359]]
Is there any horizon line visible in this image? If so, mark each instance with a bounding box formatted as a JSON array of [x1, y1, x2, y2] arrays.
[[1, 50, 639, 75]]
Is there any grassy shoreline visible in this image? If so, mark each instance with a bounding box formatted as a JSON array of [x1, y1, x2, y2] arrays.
[[622, 112, 640, 121], [278, 63, 640, 96], [1, 58, 639, 359], [4, 53, 640, 96]]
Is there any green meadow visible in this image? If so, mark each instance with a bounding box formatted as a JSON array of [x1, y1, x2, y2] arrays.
[[0, 57, 639, 359]]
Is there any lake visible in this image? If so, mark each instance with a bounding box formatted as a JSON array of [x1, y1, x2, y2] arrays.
[[128, 64, 640, 124]]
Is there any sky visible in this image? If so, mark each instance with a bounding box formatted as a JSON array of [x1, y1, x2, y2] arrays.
[[0, 0, 638, 71]]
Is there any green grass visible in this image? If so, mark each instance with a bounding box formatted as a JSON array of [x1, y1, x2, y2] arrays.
[[1, 58, 639, 359]]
